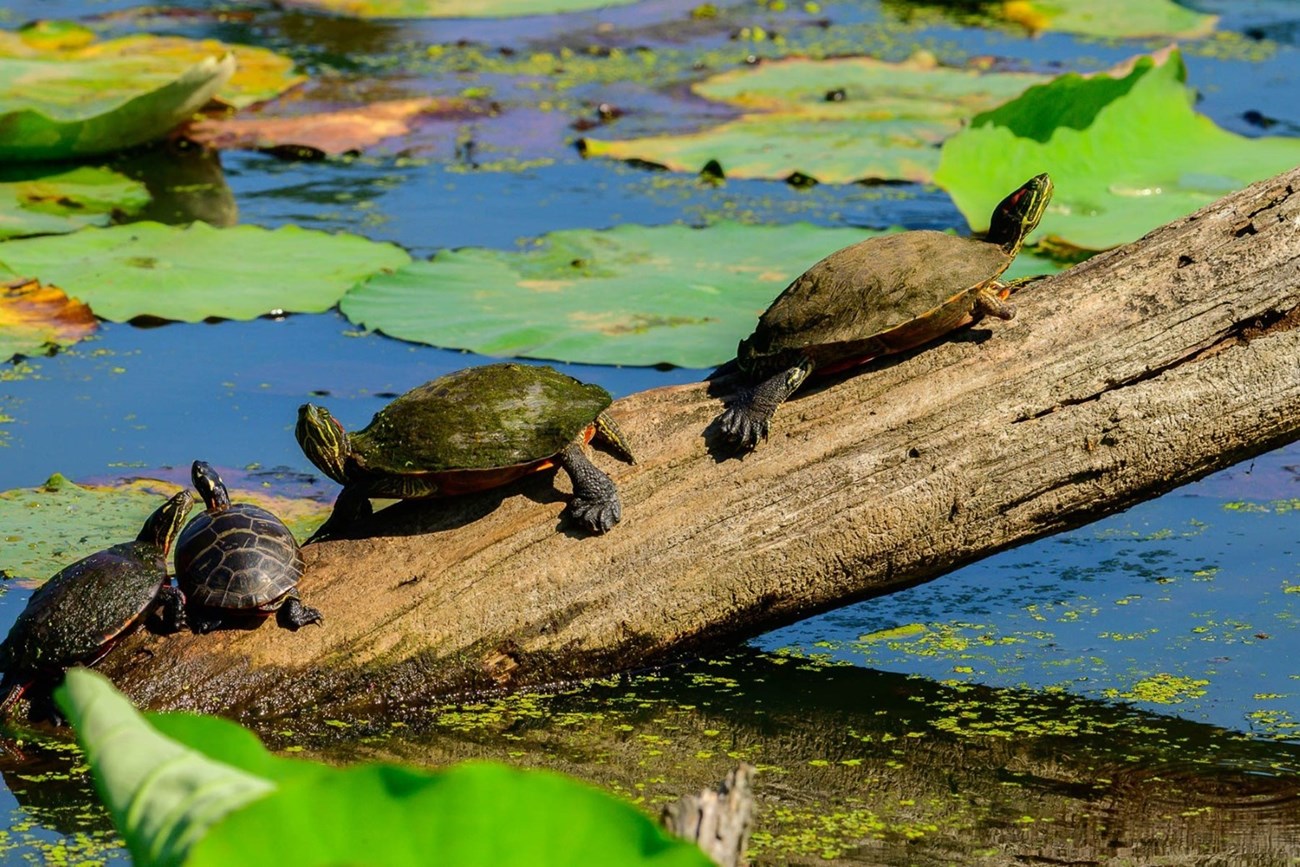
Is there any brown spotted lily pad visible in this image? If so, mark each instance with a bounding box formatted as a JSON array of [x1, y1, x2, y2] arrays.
[[0, 277, 97, 362], [185, 97, 478, 156]]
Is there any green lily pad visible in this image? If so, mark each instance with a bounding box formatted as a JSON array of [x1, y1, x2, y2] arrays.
[[0, 474, 329, 583], [340, 222, 1062, 368], [0, 278, 97, 362], [0, 166, 151, 240], [581, 54, 1048, 184], [282, 0, 640, 19], [0, 25, 305, 110], [0, 222, 410, 323], [0, 52, 235, 161], [997, 0, 1217, 38], [934, 48, 1300, 251]]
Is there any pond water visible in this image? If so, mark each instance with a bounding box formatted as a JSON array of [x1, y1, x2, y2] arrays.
[[0, 0, 1299, 863]]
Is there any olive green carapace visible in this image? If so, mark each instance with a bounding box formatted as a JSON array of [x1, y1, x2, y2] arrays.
[[0, 490, 193, 713], [739, 230, 1017, 370], [354, 363, 613, 475]]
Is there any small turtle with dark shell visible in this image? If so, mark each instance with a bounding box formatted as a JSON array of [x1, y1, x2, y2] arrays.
[[174, 461, 321, 633], [296, 362, 636, 541], [717, 172, 1054, 450], [0, 490, 193, 717]]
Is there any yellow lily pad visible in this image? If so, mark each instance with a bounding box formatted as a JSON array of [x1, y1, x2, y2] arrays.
[[0, 277, 97, 362], [281, 0, 641, 19]]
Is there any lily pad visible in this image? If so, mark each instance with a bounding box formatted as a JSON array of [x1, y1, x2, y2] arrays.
[[997, 0, 1217, 38], [340, 222, 1062, 368], [0, 277, 97, 362], [282, 0, 641, 19], [184, 98, 476, 155], [0, 474, 329, 583], [0, 222, 410, 323], [935, 48, 1300, 251], [0, 53, 235, 161], [0, 166, 151, 240], [0, 25, 305, 110], [581, 54, 1048, 184]]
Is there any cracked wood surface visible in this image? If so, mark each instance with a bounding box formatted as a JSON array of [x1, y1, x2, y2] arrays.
[[101, 167, 1300, 719]]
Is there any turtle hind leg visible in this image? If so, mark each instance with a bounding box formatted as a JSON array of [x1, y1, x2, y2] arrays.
[[717, 358, 813, 450], [151, 584, 188, 634], [974, 285, 1016, 321], [277, 590, 323, 631], [593, 411, 636, 465], [557, 443, 621, 534], [306, 487, 373, 544]]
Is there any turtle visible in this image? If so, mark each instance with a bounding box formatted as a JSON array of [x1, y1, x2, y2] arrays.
[[0, 490, 193, 718], [717, 172, 1054, 450], [174, 461, 322, 633], [295, 362, 636, 541]]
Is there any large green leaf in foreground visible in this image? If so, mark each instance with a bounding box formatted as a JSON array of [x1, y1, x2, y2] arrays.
[[935, 49, 1300, 251], [341, 222, 1061, 368], [0, 222, 410, 322], [582, 55, 1048, 183], [57, 669, 712, 867], [0, 474, 328, 582], [0, 53, 235, 161], [283, 0, 640, 18], [0, 166, 150, 240]]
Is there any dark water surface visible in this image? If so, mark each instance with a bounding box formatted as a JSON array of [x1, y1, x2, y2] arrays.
[[0, 0, 1298, 863]]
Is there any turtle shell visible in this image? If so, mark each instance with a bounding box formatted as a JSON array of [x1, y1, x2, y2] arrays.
[[738, 230, 1013, 372], [175, 504, 304, 611], [0, 541, 168, 676], [350, 362, 612, 478]]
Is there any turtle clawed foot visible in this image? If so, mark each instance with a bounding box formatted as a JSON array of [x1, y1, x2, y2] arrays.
[[566, 494, 621, 535], [718, 404, 769, 451], [279, 599, 323, 631]]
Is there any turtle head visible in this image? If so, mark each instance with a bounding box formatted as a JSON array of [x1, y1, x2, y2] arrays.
[[296, 404, 352, 485], [191, 460, 231, 512], [137, 490, 195, 554], [986, 172, 1053, 255]]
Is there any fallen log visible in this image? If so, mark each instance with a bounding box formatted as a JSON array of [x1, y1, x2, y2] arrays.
[[102, 166, 1300, 718]]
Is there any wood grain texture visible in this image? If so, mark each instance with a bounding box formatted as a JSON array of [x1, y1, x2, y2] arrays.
[[101, 167, 1300, 719]]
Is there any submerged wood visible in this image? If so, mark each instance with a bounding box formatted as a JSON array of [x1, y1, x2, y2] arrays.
[[101, 167, 1300, 718], [661, 765, 755, 867]]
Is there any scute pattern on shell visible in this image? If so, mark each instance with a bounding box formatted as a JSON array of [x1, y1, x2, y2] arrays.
[[740, 230, 1013, 366], [176, 504, 303, 609]]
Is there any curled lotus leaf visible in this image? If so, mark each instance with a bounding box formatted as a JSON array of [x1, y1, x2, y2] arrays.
[[935, 48, 1300, 251], [0, 221, 411, 323], [0, 52, 236, 161], [280, 0, 641, 19], [0, 25, 304, 109], [581, 54, 1048, 184], [0, 277, 97, 362], [0, 165, 151, 240]]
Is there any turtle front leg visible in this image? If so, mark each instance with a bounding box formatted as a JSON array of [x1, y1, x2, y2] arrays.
[[717, 357, 813, 450], [557, 443, 622, 534], [307, 487, 373, 544], [154, 584, 188, 633], [276, 590, 323, 630], [974, 285, 1016, 321]]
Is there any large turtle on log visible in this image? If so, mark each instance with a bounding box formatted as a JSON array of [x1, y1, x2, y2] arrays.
[[296, 362, 636, 541], [718, 172, 1054, 450]]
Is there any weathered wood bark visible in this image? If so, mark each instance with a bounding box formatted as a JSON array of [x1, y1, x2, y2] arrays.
[[102, 166, 1300, 718]]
